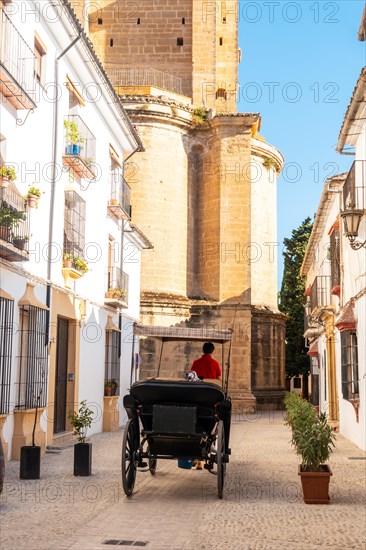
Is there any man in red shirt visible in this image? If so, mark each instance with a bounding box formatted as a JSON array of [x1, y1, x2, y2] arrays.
[[191, 342, 221, 380]]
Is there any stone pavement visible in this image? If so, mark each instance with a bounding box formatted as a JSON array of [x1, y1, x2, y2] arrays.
[[1, 411, 365, 550]]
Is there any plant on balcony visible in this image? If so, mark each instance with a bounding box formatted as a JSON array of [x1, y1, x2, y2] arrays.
[[12, 234, 29, 251], [73, 256, 88, 275], [0, 166, 17, 188], [64, 119, 84, 155], [0, 206, 25, 242], [106, 288, 126, 300], [104, 379, 118, 396], [26, 186, 41, 208], [63, 252, 73, 268]]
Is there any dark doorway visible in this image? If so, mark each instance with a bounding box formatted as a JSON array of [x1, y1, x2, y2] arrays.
[[54, 317, 69, 434]]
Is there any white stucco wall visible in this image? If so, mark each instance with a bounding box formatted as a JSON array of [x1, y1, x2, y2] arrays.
[[0, 1, 146, 457]]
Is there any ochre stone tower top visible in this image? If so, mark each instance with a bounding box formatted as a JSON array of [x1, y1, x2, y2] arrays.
[[88, 0, 239, 112]]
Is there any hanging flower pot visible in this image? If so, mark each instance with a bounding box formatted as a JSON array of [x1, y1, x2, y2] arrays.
[[0, 166, 17, 188]]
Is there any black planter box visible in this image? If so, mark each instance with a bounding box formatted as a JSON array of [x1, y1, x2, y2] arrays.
[[74, 443, 92, 476], [20, 446, 41, 479]]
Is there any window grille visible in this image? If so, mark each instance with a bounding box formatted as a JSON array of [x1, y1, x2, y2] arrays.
[[63, 190, 86, 260], [16, 305, 48, 409], [341, 331, 359, 400], [104, 330, 121, 395], [309, 276, 331, 312], [0, 296, 14, 414], [329, 230, 340, 289], [342, 160, 366, 211], [216, 88, 227, 100]]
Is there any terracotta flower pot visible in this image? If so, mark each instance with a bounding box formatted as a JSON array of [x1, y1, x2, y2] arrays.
[[27, 194, 38, 208], [0, 226, 11, 242], [298, 464, 332, 504], [0, 176, 10, 188]]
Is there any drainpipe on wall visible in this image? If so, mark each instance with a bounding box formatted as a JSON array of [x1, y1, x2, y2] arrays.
[[45, 34, 82, 343]]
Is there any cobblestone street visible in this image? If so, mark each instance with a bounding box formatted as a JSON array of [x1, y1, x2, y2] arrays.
[[1, 411, 365, 550]]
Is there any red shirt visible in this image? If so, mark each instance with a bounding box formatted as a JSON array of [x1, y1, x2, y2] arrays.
[[191, 354, 221, 380]]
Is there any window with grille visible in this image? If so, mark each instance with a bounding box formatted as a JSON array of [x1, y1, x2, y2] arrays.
[[0, 296, 14, 414], [329, 230, 340, 290], [341, 331, 359, 400], [63, 190, 86, 260], [104, 330, 121, 396], [16, 305, 48, 409], [34, 34, 46, 85], [216, 88, 227, 100]]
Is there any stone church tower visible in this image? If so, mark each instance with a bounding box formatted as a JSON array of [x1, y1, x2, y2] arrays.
[[71, 0, 286, 411]]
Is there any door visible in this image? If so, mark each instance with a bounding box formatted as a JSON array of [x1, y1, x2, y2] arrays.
[[54, 317, 69, 434]]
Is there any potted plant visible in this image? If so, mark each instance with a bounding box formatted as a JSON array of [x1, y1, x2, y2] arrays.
[[106, 287, 116, 299], [64, 119, 84, 155], [20, 364, 46, 480], [73, 256, 88, 275], [104, 380, 113, 396], [114, 289, 126, 300], [0, 206, 25, 242], [12, 234, 29, 251], [285, 394, 336, 504], [0, 166, 17, 188], [110, 379, 118, 396], [26, 186, 41, 208], [63, 252, 73, 268], [68, 400, 94, 476]]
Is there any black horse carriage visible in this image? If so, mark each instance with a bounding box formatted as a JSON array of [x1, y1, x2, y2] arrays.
[[122, 323, 233, 499]]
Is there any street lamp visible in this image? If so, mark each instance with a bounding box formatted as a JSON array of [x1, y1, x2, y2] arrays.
[[340, 206, 366, 250]]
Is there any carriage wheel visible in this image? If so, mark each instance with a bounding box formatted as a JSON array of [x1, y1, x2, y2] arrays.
[[217, 420, 226, 499], [121, 419, 138, 496], [149, 456, 157, 475]]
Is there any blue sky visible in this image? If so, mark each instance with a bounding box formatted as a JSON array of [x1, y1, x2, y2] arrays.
[[237, 0, 366, 286]]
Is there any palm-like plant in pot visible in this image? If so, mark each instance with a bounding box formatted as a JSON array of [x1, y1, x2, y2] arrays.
[[68, 400, 94, 476], [285, 393, 336, 504]]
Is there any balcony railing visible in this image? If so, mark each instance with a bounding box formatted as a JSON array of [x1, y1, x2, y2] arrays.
[[108, 67, 183, 96], [0, 185, 29, 261], [342, 160, 366, 211], [108, 175, 131, 219], [0, 8, 36, 109], [106, 266, 129, 308], [309, 276, 331, 313], [63, 115, 97, 179]]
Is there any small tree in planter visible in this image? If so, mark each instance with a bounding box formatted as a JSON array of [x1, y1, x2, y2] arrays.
[[68, 400, 94, 476], [20, 360, 46, 480], [64, 119, 84, 155], [284, 394, 336, 504]]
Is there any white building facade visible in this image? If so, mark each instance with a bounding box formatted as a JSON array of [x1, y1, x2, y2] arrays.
[[0, 0, 151, 461], [301, 66, 366, 451]]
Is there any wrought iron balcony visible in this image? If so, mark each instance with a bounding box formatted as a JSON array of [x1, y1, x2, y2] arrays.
[[0, 8, 36, 109], [63, 115, 97, 179], [342, 160, 366, 211], [105, 266, 129, 308], [309, 276, 331, 315], [108, 67, 183, 95], [108, 175, 131, 220], [0, 185, 29, 261]]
